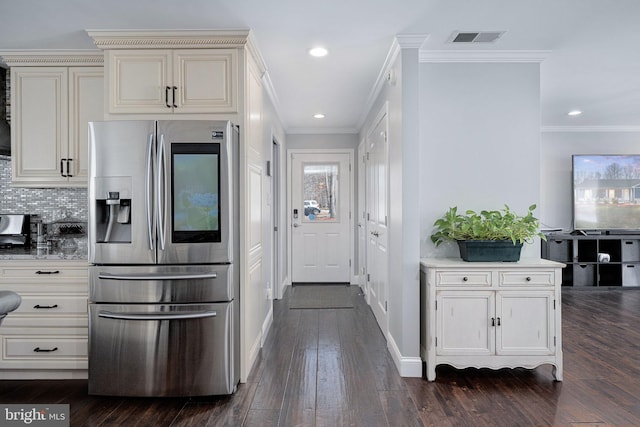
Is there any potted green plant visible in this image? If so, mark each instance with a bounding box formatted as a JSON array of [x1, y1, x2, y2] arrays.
[[430, 204, 546, 262]]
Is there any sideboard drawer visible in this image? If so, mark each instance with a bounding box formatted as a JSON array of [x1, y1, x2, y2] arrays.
[[499, 270, 555, 287], [436, 271, 492, 287]]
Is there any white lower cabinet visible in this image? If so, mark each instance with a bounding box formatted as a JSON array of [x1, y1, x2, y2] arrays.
[[0, 260, 88, 379], [421, 258, 563, 381]]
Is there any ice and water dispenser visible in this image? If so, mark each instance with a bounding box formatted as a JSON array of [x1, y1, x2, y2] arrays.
[[93, 177, 132, 243]]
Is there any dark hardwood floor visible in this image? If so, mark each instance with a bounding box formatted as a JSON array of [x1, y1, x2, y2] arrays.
[[2, 286, 640, 426]]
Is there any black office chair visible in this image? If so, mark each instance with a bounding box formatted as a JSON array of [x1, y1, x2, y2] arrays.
[[0, 291, 21, 326]]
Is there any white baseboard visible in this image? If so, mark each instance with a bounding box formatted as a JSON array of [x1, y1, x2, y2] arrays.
[[387, 332, 423, 378], [261, 304, 273, 346]]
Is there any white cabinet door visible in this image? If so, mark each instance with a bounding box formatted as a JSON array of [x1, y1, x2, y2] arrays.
[[67, 67, 104, 184], [106, 49, 237, 114], [11, 66, 103, 187], [496, 290, 555, 356], [173, 49, 237, 113], [11, 67, 68, 185], [436, 291, 494, 356], [106, 50, 172, 114]]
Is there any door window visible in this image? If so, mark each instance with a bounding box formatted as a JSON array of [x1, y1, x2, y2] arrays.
[[302, 163, 340, 223]]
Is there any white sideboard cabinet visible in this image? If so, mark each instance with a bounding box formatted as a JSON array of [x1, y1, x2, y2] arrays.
[[0, 51, 104, 187], [0, 260, 88, 379], [420, 258, 564, 381]]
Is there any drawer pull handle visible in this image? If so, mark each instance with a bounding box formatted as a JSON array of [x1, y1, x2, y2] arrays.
[[35, 270, 60, 275], [526, 277, 532, 282], [34, 304, 59, 309], [34, 347, 58, 353], [462, 277, 468, 282]]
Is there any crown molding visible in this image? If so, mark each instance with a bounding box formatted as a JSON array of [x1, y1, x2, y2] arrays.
[[420, 50, 550, 63], [86, 29, 251, 50], [396, 34, 430, 49], [0, 49, 103, 66], [541, 125, 640, 133]]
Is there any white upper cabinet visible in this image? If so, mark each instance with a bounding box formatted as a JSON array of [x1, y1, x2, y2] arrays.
[[1, 51, 104, 188], [106, 48, 237, 114]]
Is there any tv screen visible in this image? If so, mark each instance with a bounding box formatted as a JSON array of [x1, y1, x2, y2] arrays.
[[573, 155, 640, 231]]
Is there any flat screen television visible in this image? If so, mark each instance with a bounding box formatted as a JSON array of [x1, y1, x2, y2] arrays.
[[573, 154, 640, 232]]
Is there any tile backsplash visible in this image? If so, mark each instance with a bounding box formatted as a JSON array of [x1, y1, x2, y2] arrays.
[[0, 156, 87, 222]]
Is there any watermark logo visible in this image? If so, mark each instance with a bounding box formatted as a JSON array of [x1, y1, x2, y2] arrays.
[[0, 405, 69, 426]]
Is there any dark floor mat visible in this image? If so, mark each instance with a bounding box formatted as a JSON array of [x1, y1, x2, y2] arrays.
[[289, 285, 354, 309]]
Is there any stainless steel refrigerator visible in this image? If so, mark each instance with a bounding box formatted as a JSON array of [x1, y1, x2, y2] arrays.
[[87, 120, 239, 396]]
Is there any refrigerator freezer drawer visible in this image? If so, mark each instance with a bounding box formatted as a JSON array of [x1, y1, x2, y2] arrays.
[[89, 264, 234, 303], [88, 301, 236, 396]]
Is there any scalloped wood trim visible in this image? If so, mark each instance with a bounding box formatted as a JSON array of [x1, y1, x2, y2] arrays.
[[0, 50, 103, 67], [87, 29, 251, 50]]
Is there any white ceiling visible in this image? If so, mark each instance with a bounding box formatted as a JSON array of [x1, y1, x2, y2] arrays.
[[1, 0, 639, 133]]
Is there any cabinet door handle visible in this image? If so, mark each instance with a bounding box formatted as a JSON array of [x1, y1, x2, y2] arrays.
[[66, 159, 72, 177], [462, 276, 468, 282], [496, 317, 501, 326], [33, 304, 59, 309], [35, 270, 60, 275], [60, 159, 67, 177], [165, 86, 171, 108], [491, 317, 495, 326], [172, 86, 178, 108], [526, 276, 532, 282], [34, 347, 58, 353]]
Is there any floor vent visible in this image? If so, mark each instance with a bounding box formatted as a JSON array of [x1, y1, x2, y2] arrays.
[[450, 31, 505, 43]]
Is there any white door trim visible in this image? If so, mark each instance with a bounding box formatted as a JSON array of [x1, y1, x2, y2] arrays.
[[287, 148, 355, 285]]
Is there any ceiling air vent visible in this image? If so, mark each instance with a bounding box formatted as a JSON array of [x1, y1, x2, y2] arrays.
[[449, 31, 505, 43]]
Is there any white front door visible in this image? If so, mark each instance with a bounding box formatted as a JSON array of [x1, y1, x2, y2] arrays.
[[366, 110, 389, 330], [290, 151, 352, 283]]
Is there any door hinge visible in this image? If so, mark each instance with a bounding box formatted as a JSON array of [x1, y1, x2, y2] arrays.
[[385, 301, 388, 311], [366, 152, 370, 160], [367, 213, 370, 221], [349, 259, 352, 267], [274, 226, 278, 232], [435, 337, 437, 347], [349, 211, 352, 220], [367, 273, 370, 282], [385, 215, 388, 226], [349, 163, 352, 172], [553, 299, 556, 309], [435, 300, 437, 310], [554, 336, 556, 346]]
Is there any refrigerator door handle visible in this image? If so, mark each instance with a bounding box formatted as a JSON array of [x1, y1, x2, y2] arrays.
[[98, 310, 217, 321], [157, 134, 166, 251], [145, 133, 155, 250], [98, 271, 218, 281]]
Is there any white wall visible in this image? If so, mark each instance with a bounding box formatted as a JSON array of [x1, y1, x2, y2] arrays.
[[359, 43, 422, 376], [261, 83, 286, 338], [540, 131, 640, 231], [286, 133, 358, 150], [419, 62, 542, 260]]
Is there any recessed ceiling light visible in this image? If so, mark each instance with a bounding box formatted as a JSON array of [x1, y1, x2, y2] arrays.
[[568, 110, 583, 116], [309, 47, 328, 57], [313, 113, 325, 119]]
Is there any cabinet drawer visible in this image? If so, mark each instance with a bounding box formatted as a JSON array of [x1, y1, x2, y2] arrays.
[[3, 335, 87, 360], [0, 265, 87, 280], [499, 271, 555, 286], [14, 295, 87, 316], [436, 271, 492, 287]]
